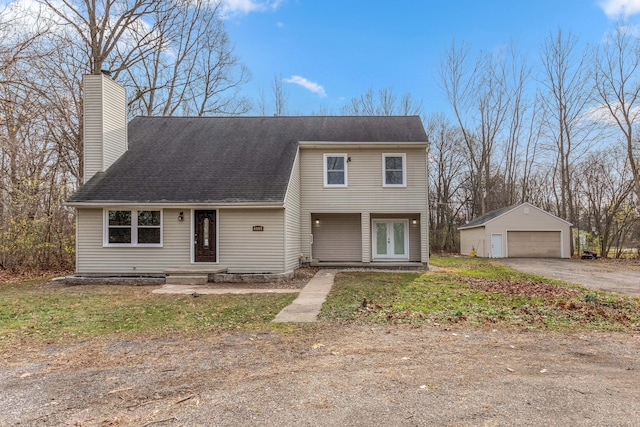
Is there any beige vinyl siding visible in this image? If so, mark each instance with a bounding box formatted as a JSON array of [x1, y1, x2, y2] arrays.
[[101, 77, 127, 170], [83, 77, 103, 183], [484, 204, 571, 258], [371, 213, 421, 261], [312, 214, 362, 261], [507, 231, 562, 258], [361, 212, 371, 262], [459, 227, 486, 257], [283, 150, 301, 271], [219, 208, 285, 273], [301, 148, 427, 210], [300, 147, 428, 262], [77, 207, 287, 274], [76, 208, 191, 274], [82, 75, 127, 184]]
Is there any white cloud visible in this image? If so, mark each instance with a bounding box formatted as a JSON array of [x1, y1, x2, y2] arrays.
[[221, 0, 284, 16], [599, 0, 640, 18], [584, 102, 640, 125], [284, 75, 327, 98]]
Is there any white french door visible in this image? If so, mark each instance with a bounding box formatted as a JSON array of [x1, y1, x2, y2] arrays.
[[372, 220, 409, 260]]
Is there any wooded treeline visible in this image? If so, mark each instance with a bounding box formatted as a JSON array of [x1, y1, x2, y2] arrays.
[[2, 0, 640, 270], [428, 27, 640, 257], [1, 0, 249, 270]]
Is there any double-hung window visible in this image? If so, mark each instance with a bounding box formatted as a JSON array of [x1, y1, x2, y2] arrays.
[[382, 153, 406, 187], [106, 209, 162, 246], [324, 154, 348, 187]]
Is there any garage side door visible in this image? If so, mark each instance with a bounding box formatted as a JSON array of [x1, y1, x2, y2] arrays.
[[312, 214, 362, 262], [507, 231, 561, 258]]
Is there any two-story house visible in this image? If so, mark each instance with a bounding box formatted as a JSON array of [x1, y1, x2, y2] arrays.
[[67, 74, 429, 280]]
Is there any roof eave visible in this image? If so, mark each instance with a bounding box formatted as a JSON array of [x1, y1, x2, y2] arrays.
[[66, 201, 285, 209], [298, 141, 428, 149]]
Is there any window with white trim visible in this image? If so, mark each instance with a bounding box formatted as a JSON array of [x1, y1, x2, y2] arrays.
[[323, 154, 348, 187], [105, 209, 162, 246], [382, 153, 406, 187]]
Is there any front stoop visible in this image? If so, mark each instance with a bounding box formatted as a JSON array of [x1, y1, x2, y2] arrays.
[[164, 268, 227, 285]]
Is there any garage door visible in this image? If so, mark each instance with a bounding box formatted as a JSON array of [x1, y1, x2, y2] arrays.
[[507, 231, 561, 258], [312, 214, 362, 261]]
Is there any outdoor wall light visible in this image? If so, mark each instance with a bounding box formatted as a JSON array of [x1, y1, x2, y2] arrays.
[[412, 219, 418, 225], [315, 219, 320, 225], [178, 212, 184, 222]]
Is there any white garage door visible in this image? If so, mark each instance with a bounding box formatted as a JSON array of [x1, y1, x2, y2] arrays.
[[507, 231, 561, 258]]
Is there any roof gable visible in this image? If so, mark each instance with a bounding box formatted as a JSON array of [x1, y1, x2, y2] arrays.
[[68, 116, 427, 204], [458, 202, 572, 230]]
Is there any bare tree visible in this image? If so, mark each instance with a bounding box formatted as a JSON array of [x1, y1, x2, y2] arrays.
[[579, 149, 637, 258], [500, 45, 532, 205], [39, 0, 162, 75], [593, 23, 640, 208], [538, 29, 594, 228], [439, 41, 519, 217], [272, 73, 289, 116], [341, 87, 422, 116], [123, 0, 251, 117], [0, 53, 75, 270], [426, 113, 468, 252]]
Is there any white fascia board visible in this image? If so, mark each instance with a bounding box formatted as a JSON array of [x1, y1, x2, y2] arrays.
[[298, 141, 428, 149], [66, 201, 284, 209]]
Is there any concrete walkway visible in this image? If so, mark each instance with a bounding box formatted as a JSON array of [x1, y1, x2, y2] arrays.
[[151, 270, 336, 323], [273, 269, 337, 323]]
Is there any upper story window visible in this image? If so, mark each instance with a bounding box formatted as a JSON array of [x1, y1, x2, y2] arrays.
[[324, 153, 348, 187], [105, 209, 162, 246], [383, 153, 406, 187]]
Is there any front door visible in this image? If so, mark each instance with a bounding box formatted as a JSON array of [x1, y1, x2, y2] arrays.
[[372, 220, 409, 260], [194, 210, 216, 262]]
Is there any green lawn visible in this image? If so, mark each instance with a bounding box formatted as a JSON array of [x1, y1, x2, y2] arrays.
[[320, 255, 640, 331], [0, 280, 296, 347], [2, 257, 638, 350]]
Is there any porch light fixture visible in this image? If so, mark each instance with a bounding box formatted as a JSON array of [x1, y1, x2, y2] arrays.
[[315, 219, 320, 225], [412, 219, 418, 225], [178, 212, 184, 222]]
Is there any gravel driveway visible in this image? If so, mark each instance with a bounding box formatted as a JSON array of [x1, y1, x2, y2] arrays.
[[499, 258, 640, 296], [1, 325, 639, 426]]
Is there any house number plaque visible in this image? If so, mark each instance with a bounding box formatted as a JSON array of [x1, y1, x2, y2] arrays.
[[253, 226, 264, 231]]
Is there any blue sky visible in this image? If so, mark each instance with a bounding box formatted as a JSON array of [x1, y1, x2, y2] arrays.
[[222, 0, 640, 116]]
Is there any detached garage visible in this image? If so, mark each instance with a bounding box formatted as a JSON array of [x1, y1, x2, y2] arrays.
[[458, 203, 572, 258]]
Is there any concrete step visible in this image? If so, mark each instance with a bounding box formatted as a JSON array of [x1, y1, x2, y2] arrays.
[[165, 274, 209, 285]]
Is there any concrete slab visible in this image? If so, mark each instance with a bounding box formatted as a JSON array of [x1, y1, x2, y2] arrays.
[[164, 275, 208, 285], [152, 269, 336, 323], [153, 285, 298, 295], [272, 269, 336, 323]]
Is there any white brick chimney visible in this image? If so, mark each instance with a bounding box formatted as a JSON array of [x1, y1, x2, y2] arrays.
[[82, 73, 128, 184]]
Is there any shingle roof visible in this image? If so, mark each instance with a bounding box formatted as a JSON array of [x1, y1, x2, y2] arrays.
[[457, 202, 573, 230], [457, 204, 518, 229], [68, 116, 428, 204]]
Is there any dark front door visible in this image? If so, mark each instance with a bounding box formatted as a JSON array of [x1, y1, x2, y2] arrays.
[[194, 210, 216, 262]]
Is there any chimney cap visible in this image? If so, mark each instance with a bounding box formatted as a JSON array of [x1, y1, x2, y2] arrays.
[[101, 69, 112, 78]]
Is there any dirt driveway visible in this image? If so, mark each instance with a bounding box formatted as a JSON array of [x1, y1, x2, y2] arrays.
[[1, 325, 639, 426], [499, 258, 640, 296]]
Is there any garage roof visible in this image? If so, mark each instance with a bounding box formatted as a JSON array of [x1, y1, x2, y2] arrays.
[[458, 202, 572, 230]]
